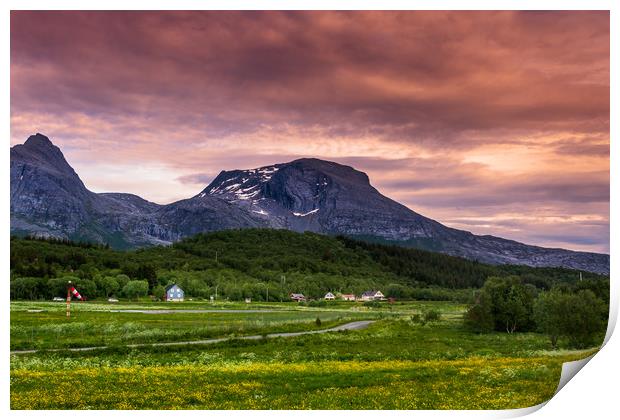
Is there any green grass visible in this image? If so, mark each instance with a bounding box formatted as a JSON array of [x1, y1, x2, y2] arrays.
[[11, 303, 390, 351], [10, 301, 600, 409]]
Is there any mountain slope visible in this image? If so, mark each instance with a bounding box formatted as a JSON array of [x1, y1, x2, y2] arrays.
[[9, 134, 610, 274], [201, 158, 609, 273]]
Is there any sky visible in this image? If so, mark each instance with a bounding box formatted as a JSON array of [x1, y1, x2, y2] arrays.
[[10, 11, 610, 254]]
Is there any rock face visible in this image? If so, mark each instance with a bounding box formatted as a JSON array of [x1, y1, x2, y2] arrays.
[[10, 134, 610, 273]]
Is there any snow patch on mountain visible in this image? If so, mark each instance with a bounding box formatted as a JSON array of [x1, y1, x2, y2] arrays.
[[292, 209, 319, 217]]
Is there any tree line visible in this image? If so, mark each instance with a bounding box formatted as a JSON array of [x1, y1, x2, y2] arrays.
[[10, 229, 608, 303], [464, 276, 609, 349]]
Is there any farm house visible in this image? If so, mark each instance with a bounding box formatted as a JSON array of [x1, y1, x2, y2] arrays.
[[165, 284, 185, 302], [361, 290, 385, 301], [341, 294, 356, 301], [289, 293, 306, 302], [324, 292, 336, 300]]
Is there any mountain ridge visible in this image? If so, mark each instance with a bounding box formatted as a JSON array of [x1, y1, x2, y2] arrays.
[[10, 133, 610, 274]]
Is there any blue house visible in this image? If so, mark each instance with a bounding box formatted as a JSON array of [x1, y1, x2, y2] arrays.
[[165, 284, 185, 302]]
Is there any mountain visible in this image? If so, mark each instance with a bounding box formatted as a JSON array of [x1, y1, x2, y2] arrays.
[[10, 133, 610, 274]]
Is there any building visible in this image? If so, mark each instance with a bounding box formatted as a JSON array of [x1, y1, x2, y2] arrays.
[[165, 284, 185, 302], [361, 290, 385, 301], [290, 293, 306, 302], [341, 294, 356, 301], [324, 292, 336, 300]]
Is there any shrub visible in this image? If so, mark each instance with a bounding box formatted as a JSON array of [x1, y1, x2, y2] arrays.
[[151, 285, 165, 301], [423, 309, 441, 323], [121, 280, 149, 300]]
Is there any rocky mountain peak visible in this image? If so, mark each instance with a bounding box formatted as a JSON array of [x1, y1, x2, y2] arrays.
[[286, 158, 371, 186], [202, 158, 372, 203], [24, 133, 54, 148], [12, 133, 76, 178]]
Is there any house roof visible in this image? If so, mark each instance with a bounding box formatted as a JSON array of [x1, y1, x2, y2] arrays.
[[361, 290, 379, 296], [165, 283, 182, 292], [290, 293, 305, 298], [325, 292, 335, 296]]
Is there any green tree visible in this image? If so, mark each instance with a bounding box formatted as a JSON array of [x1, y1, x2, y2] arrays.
[[484, 276, 536, 333], [563, 290, 607, 348], [98, 276, 120, 297], [386, 283, 409, 299], [533, 289, 569, 348], [464, 289, 494, 332], [136, 264, 158, 291], [534, 289, 607, 349], [10, 277, 45, 300], [74, 279, 98, 299], [47, 278, 69, 298], [152, 285, 165, 300], [46, 276, 80, 299], [122, 280, 149, 300], [116, 274, 130, 289], [498, 284, 535, 333]]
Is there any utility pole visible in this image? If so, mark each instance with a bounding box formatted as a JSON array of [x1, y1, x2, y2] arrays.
[[266, 284, 269, 303], [280, 274, 286, 302], [215, 284, 218, 301], [215, 250, 218, 263]]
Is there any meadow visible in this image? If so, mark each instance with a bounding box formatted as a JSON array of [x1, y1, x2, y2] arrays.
[[10, 300, 598, 409], [10, 302, 378, 351]]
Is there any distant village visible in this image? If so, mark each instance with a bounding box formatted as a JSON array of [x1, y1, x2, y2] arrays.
[[289, 290, 385, 303], [160, 283, 386, 303]]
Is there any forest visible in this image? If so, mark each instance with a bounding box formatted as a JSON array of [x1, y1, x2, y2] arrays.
[[10, 228, 609, 302]]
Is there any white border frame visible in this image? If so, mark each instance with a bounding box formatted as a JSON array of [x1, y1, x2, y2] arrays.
[[2, 2, 616, 420]]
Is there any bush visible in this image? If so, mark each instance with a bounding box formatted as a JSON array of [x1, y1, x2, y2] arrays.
[[122, 280, 149, 300], [151, 285, 165, 301], [423, 309, 441, 323], [410, 310, 441, 326]]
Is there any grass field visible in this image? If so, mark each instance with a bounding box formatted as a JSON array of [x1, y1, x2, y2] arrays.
[[10, 300, 597, 409]]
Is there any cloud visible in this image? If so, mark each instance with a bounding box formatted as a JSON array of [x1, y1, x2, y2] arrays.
[[10, 11, 609, 253]]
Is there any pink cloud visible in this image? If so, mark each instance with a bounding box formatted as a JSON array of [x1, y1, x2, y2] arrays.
[[10, 11, 609, 253]]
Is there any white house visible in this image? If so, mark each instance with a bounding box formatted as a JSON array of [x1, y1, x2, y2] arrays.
[[361, 290, 385, 301], [324, 292, 335, 300], [341, 294, 356, 301], [165, 284, 185, 302]]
